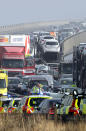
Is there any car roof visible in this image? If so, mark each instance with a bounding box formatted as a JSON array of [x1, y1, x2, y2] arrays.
[[60, 86, 76, 89], [0, 97, 13, 101], [45, 39, 58, 42], [8, 77, 20, 80], [23, 75, 53, 80], [60, 77, 73, 80], [23, 76, 47, 81], [13, 98, 22, 100], [42, 35, 54, 38], [26, 95, 52, 98], [42, 98, 61, 101]]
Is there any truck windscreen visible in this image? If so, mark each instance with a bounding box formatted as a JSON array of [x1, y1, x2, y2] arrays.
[[25, 59, 34, 67], [2, 59, 24, 68], [62, 63, 72, 74]]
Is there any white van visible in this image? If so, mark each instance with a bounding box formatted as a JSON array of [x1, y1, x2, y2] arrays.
[[22, 75, 54, 89]]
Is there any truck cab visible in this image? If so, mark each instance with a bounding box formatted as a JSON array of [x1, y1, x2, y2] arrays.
[[0, 35, 35, 77]]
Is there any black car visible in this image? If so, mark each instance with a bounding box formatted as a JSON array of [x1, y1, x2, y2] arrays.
[[8, 77, 21, 93]]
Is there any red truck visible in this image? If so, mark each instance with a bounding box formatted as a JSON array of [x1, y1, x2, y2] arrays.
[[0, 35, 35, 76]]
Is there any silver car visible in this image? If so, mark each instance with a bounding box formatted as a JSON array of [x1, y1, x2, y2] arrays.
[[41, 39, 60, 54]]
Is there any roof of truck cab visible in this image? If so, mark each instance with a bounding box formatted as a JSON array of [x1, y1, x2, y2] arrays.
[[26, 95, 52, 98]]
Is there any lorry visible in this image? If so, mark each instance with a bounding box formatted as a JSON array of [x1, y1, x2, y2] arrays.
[[73, 43, 86, 90], [0, 35, 35, 76]]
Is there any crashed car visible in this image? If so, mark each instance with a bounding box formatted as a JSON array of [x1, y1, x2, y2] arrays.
[[22, 95, 52, 114], [35, 98, 61, 119], [57, 91, 86, 121], [8, 77, 21, 93], [8, 97, 22, 113], [0, 97, 12, 113]]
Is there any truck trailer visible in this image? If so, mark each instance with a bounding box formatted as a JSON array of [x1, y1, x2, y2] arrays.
[[73, 43, 86, 89]]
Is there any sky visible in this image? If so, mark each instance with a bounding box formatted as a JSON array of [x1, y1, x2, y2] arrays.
[[0, 0, 86, 26]]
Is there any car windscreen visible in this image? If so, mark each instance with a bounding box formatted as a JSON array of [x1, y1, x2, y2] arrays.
[[49, 100, 59, 107], [44, 36, 53, 39], [41, 33, 50, 36], [18, 97, 27, 107], [8, 79, 20, 84], [25, 59, 34, 67], [38, 66, 47, 71], [29, 80, 48, 89], [42, 86, 49, 91], [62, 63, 72, 74], [46, 42, 58, 45], [13, 100, 20, 107], [61, 88, 75, 93], [2, 59, 24, 68], [2, 100, 11, 107], [39, 99, 48, 107], [61, 79, 73, 85], [30, 98, 46, 107]]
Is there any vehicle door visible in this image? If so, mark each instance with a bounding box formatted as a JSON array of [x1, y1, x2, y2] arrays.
[[40, 100, 49, 113], [57, 95, 73, 115], [80, 98, 86, 115]]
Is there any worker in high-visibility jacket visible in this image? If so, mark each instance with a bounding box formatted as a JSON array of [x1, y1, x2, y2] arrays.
[[32, 83, 44, 94], [69, 96, 79, 116]]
